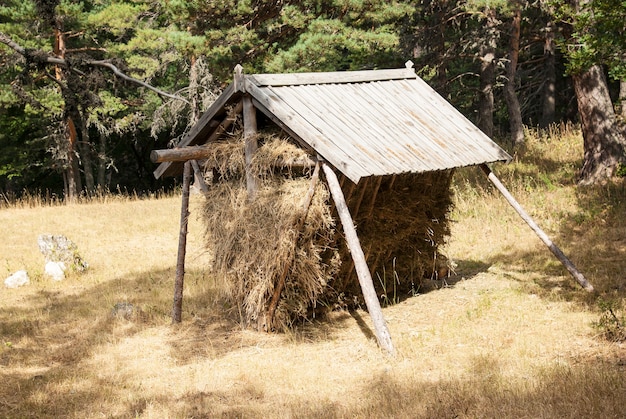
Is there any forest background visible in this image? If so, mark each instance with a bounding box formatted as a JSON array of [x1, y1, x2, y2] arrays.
[[0, 0, 625, 200]]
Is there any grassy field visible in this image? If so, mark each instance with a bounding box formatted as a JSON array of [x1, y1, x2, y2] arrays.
[[1, 125, 625, 418]]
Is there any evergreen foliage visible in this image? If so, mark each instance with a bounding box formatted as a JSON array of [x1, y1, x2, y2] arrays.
[[0, 0, 625, 196]]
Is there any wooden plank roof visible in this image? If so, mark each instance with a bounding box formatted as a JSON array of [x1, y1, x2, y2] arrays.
[[154, 65, 511, 182]]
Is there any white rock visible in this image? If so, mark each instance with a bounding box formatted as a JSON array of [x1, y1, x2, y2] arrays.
[[44, 261, 67, 281], [4, 270, 30, 288]]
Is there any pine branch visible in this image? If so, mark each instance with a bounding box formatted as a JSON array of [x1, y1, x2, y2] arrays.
[[88, 60, 189, 104], [0, 31, 190, 105]]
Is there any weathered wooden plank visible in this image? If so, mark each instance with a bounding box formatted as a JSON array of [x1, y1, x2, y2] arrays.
[[360, 82, 453, 171], [401, 79, 510, 163], [246, 81, 368, 183], [183, 82, 238, 147], [480, 164, 593, 292], [275, 84, 392, 176], [249, 68, 416, 87], [271, 85, 385, 177], [204, 100, 243, 143], [305, 84, 406, 175], [332, 84, 418, 170], [157, 66, 511, 184], [394, 80, 492, 164], [151, 146, 315, 168], [322, 162, 395, 355]]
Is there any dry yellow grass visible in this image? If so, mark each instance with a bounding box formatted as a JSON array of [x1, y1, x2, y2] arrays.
[[1, 125, 625, 418]]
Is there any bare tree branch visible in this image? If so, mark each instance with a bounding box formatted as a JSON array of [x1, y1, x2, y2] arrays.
[[88, 60, 190, 104], [0, 31, 26, 55], [0, 31, 190, 105]]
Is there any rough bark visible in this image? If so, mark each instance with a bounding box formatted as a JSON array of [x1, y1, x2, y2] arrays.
[[172, 161, 192, 323], [540, 21, 556, 128], [65, 118, 80, 200], [572, 65, 626, 185], [78, 118, 95, 192], [504, 4, 524, 146], [97, 131, 106, 188], [477, 9, 498, 138], [619, 79, 626, 121], [54, 27, 79, 201]]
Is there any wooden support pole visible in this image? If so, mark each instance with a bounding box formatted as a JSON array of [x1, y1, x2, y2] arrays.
[[190, 159, 208, 193], [480, 164, 594, 292], [151, 146, 315, 167], [172, 161, 193, 323], [151, 146, 212, 163], [352, 177, 370, 217], [322, 162, 395, 355], [243, 95, 259, 200], [265, 161, 321, 331], [366, 177, 383, 219], [152, 100, 243, 179]]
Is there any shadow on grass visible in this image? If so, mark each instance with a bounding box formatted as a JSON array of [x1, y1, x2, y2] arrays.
[[0, 262, 421, 417], [123, 352, 626, 418], [0, 253, 496, 417], [477, 179, 626, 309], [0, 266, 246, 417]]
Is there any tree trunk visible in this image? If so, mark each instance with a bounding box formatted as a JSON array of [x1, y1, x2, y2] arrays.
[[540, 21, 556, 128], [55, 27, 78, 201], [477, 9, 497, 138], [504, 3, 524, 146], [97, 131, 106, 189], [66, 118, 80, 200], [618, 79, 626, 123], [54, 26, 88, 200], [572, 65, 626, 185], [78, 119, 95, 193], [189, 56, 202, 124]]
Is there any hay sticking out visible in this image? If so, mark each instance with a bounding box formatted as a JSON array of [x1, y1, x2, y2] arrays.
[[203, 134, 313, 181], [202, 134, 454, 330], [203, 136, 338, 331], [333, 171, 454, 302]]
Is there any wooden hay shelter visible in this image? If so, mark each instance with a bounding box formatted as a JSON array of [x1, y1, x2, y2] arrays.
[[153, 63, 593, 355]]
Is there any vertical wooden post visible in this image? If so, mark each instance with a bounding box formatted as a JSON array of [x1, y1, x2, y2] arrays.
[[172, 161, 193, 323], [322, 162, 395, 355], [243, 95, 259, 199], [480, 164, 594, 292]]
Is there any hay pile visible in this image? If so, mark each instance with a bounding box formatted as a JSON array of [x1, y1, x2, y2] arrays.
[[202, 134, 453, 331], [203, 135, 340, 331], [333, 171, 454, 304]]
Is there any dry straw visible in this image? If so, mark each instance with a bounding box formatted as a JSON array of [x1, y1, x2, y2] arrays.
[[202, 134, 454, 331]]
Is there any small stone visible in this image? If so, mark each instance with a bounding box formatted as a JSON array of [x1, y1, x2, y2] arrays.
[[44, 261, 67, 281], [111, 302, 134, 320], [37, 234, 88, 272], [4, 270, 30, 288]]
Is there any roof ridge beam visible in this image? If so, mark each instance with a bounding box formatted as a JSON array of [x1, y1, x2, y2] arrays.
[[248, 68, 417, 87]]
